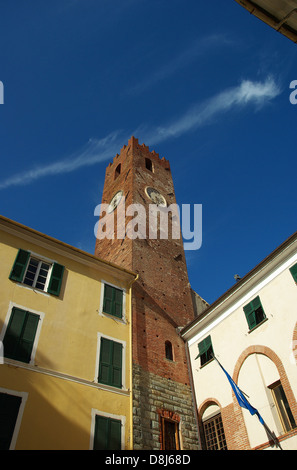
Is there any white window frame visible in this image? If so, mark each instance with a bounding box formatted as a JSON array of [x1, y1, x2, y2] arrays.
[[22, 256, 52, 292], [98, 280, 127, 323], [89, 408, 126, 450], [19, 251, 55, 294], [0, 302, 44, 366], [94, 332, 127, 390]]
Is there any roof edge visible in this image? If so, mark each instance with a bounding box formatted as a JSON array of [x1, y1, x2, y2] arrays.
[[0, 214, 137, 280], [181, 229, 297, 337]]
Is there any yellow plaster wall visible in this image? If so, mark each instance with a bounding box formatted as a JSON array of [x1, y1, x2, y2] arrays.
[[0, 225, 134, 449]]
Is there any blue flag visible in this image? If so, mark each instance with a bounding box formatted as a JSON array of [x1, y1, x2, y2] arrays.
[[215, 357, 264, 425]]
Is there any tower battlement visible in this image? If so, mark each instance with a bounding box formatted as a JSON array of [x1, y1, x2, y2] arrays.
[[107, 136, 170, 171]]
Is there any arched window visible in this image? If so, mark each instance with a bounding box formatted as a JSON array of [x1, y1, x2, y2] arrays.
[[202, 404, 227, 450], [165, 341, 173, 361], [238, 353, 297, 447], [145, 158, 153, 172], [114, 164, 121, 180]]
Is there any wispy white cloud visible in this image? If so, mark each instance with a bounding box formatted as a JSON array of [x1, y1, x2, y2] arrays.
[[0, 76, 281, 190], [144, 76, 281, 144], [0, 131, 127, 190]]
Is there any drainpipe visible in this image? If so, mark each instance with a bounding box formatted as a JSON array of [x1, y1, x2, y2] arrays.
[[128, 273, 138, 450]]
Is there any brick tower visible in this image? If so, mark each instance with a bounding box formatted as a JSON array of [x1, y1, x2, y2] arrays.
[[95, 136, 200, 450]]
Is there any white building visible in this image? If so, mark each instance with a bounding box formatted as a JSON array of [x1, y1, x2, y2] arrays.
[[182, 231, 297, 450], [234, 0, 297, 44]]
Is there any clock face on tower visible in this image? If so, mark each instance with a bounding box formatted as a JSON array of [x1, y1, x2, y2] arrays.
[[108, 190, 123, 213], [145, 187, 167, 207]]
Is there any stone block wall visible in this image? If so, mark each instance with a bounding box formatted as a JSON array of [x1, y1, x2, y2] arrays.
[[132, 364, 200, 450]]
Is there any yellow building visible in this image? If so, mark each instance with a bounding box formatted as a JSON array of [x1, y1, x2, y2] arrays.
[[0, 215, 137, 450]]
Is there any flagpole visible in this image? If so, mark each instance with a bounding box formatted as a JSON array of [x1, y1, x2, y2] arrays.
[[212, 354, 282, 450]]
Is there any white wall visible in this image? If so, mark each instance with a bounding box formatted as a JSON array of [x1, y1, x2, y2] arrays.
[[187, 254, 297, 449]]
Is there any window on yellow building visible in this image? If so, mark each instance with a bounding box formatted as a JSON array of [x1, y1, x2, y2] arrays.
[[93, 415, 122, 450], [9, 249, 64, 297], [103, 284, 123, 319], [98, 337, 123, 388], [3, 307, 39, 363], [0, 392, 22, 450]]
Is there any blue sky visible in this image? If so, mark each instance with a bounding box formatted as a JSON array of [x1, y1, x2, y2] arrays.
[[1, 0, 297, 305]]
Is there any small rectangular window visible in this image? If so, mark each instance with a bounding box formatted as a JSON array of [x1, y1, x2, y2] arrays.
[[9, 249, 64, 297], [145, 158, 153, 172], [23, 258, 50, 290], [243, 296, 266, 331], [3, 307, 39, 363], [93, 415, 122, 450], [196, 335, 214, 366], [98, 337, 123, 388], [103, 284, 123, 319]]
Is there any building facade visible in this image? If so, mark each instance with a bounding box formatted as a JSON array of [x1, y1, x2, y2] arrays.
[[3, 137, 296, 451], [0, 215, 136, 450], [182, 231, 297, 450], [234, 0, 297, 43], [95, 136, 200, 450]]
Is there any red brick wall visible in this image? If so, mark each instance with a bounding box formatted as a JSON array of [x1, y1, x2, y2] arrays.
[[198, 345, 297, 450], [95, 136, 196, 385], [95, 138, 200, 449]]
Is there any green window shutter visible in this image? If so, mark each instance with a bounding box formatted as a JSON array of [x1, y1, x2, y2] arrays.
[[9, 249, 30, 282], [243, 296, 265, 330], [113, 288, 123, 318], [47, 263, 64, 296], [251, 295, 262, 311], [103, 285, 114, 315], [109, 418, 122, 450], [18, 312, 39, 363], [243, 301, 257, 330], [3, 308, 26, 360], [103, 284, 123, 318], [3, 307, 39, 363], [94, 415, 121, 450], [94, 415, 109, 450], [98, 338, 113, 385], [112, 341, 123, 388], [98, 338, 123, 388], [0, 393, 22, 450], [196, 335, 212, 359], [290, 263, 297, 283]]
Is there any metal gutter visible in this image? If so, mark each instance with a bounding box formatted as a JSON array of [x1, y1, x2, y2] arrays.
[[234, 0, 297, 43]]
